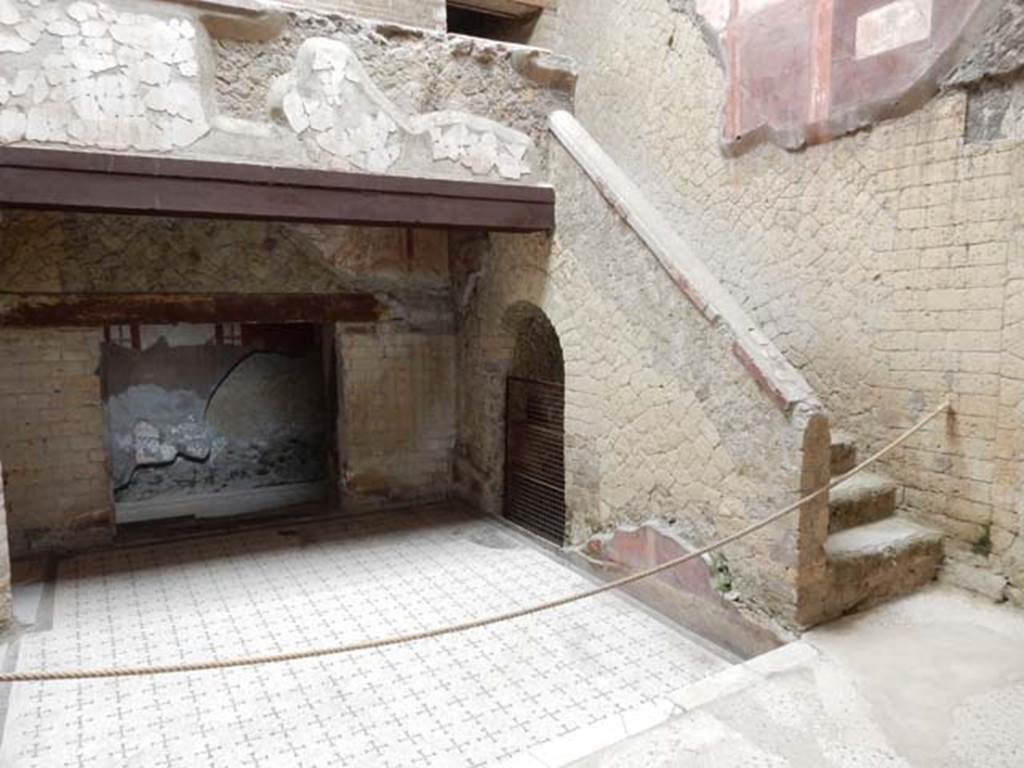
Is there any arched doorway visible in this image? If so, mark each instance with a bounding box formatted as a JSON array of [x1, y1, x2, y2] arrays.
[[503, 304, 566, 544]]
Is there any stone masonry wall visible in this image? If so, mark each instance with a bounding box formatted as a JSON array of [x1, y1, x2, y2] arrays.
[[453, 142, 828, 627], [0, 213, 450, 298], [340, 328, 456, 511], [555, 0, 1024, 604], [0, 328, 111, 554]]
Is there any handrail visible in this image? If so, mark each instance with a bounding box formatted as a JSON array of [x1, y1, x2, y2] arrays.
[[548, 110, 818, 414]]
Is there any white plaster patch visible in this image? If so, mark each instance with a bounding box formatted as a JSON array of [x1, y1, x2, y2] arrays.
[[694, 0, 730, 32], [25, 101, 72, 142], [30, 74, 48, 105], [11, 70, 33, 97], [80, 19, 107, 38], [856, 0, 933, 60], [0, 109, 26, 142], [46, 19, 79, 37], [694, 0, 787, 32], [0, 27, 29, 52], [0, 1, 209, 152], [136, 57, 170, 86], [281, 90, 308, 133], [306, 98, 334, 132], [739, 0, 789, 19], [67, 2, 99, 22], [16, 20, 42, 44], [168, 115, 207, 147], [110, 17, 180, 62], [0, 0, 20, 26]]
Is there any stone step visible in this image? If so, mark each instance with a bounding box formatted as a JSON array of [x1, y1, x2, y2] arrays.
[[827, 471, 898, 533], [823, 517, 943, 619], [830, 431, 858, 476]]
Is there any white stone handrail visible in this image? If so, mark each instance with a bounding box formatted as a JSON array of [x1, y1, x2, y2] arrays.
[[549, 110, 819, 414]]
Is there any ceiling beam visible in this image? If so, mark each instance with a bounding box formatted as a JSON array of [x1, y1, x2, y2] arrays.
[[0, 147, 555, 233]]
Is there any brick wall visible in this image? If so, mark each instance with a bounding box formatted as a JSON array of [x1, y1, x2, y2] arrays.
[[340, 328, 456, 510], [0, 329, 112, 555]]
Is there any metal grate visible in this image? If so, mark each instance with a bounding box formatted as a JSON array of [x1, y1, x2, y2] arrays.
[[504, 376, 566, 544]]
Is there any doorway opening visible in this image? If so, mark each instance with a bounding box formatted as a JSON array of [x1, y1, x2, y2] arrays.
[[503, 304, 565, 544], [101, 321, 336, 525], [446, 2, 543, 44]]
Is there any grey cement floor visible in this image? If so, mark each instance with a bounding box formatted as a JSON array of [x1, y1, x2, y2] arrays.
[[576, 584, 1024, 767], [0, 504, 733, 767]]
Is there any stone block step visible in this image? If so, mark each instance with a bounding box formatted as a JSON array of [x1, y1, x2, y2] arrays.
[[830, 431, 858, 476], [828, 471, 898, 533], [823, 517, 943, 619]]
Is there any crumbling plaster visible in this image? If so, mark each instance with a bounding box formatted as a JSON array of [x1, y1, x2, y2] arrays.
[[0, 0, 213, 151], [945, 0, 1024, 87], [556, 0, 1024, 604], [212, 11, 575, 166], [0, 0, 574, 181], [105, 340, 329, 505], [267, 36, 533, 178]]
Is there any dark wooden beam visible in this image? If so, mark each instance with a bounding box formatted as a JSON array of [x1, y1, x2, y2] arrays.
[[448, 0, 555, 19], [0, 147, 555, 232], [0, 292, 384, 327]]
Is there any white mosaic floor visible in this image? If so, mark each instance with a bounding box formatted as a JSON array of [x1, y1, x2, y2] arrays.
[[0, 506, 730, 767]]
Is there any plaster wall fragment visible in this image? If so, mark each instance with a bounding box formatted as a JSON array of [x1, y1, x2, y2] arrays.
[[269, 38, 536, 180], [856, 0, 933, 60], [0, 0, 210, 152]]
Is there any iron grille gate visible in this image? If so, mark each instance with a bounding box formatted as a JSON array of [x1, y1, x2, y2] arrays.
[[504, 376, 566, 544]]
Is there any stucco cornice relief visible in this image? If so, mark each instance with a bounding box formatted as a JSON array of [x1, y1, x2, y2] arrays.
[[269, 39, 535, 179], [0, 0, 540, 182]]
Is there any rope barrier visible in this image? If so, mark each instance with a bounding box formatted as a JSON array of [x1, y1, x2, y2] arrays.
[[0, 401, 951, 683]]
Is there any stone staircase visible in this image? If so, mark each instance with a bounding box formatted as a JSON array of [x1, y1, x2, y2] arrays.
[[823, 433, 944, 617]]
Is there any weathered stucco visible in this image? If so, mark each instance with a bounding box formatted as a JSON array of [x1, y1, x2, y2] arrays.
[[0, 0, 574, 181], [556, 0, 1024, 606]]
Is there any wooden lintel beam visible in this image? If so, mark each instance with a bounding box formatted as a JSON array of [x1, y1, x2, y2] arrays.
[[0, 293, 385, 327], [0, 147, 555, 232]]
